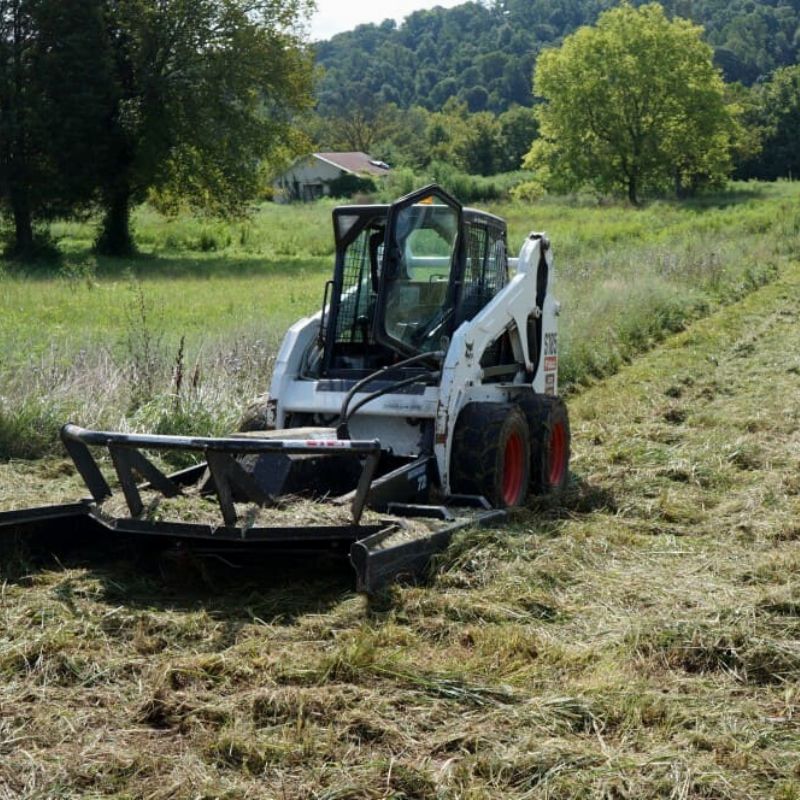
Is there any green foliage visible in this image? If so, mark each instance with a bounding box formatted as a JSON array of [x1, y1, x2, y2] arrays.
[[381, 164, 531, 204], [0, 0, 314, 258], [309, 101, 539, 179], [315, 3, 535, 115], [327, 174, 377, 198], [453, 112, 504, 176], [0, 0, 112, 257], [95, 0, 315, 255], [314, 0, 800, 115], [0, 397, 64, 460], [510, 180, 546, 203], [527, 3, 742, 203], [497, 105, 540, 172], [737, 65, 800, 181]]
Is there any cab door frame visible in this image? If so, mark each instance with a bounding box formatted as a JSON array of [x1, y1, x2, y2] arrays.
[[373, 184, 465, 357]]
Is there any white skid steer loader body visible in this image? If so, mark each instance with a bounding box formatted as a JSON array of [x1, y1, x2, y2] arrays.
[[1, 188, 569, 596], [268, 231, 558, 496]]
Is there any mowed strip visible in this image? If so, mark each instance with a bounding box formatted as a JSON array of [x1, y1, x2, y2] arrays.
[[0, 263, 799, 798]]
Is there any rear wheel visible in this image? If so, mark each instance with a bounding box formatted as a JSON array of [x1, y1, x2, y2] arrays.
[[450, 403, 531, 507], [521, 395, 571, 493]]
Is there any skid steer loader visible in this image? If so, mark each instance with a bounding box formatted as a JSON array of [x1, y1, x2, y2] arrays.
[[0, 185, 570, 592]]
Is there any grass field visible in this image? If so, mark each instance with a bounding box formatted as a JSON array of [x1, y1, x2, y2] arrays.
[[1, 181, 798, 459], [1, 253, 799, 798]]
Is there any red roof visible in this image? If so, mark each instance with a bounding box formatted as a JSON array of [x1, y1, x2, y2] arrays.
[[315, 152, 391, 176]]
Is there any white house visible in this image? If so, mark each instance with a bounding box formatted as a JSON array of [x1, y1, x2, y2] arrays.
[[274, 152, 391, 202]]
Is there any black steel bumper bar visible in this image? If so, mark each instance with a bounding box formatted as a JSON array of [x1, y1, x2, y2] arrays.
[[350, 508, 507, 593], [0, 502, 91, 528], [60, 423, 382, 527]]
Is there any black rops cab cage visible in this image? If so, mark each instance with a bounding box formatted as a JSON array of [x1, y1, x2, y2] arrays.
[[319, 185, 509, 377], [321, 203, 390, 375]]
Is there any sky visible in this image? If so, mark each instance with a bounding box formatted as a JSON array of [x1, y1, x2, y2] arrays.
[[309, 0, 467, 40]]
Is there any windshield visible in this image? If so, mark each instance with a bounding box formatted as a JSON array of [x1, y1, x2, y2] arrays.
[[383, 202, 459, 351]]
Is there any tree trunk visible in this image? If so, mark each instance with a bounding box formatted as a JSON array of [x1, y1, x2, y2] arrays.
[[627, 174, 639, 205], [675, 168, 689, 199], [96, 186, 135, 256], [9, 187, 34, 257]]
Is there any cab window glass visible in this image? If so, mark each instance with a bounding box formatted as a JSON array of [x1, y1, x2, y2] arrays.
[[385, 201, 459, 350]]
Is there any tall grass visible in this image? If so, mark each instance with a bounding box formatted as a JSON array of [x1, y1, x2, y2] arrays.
[[382, 163, 533, 203], [1, 181, 798, 459], [500, 183, 800, 385]]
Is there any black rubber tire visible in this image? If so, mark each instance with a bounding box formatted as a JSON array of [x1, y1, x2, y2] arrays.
[[519, 394, 571, 494], [450, 402, 531, 508]]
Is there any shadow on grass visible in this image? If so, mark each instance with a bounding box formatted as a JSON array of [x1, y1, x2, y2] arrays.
[[2, 250, 330, 281], [653, 185, 770, 213], [1, 472, 616, 624], [365, 473, 618, 617], [92, 252, 331, 280], [1, 519, 355, 625], [527, 473, 618, 518]]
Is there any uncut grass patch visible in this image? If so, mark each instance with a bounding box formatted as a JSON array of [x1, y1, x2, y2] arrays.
[[0, 182, 798, 459]]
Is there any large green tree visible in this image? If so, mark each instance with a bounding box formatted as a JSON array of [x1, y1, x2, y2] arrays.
[[525, 3, 742, 203], [97, 0, 314, 255], [0, 0, 110, 256]]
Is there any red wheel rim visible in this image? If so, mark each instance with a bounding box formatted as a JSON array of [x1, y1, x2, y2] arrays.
[[548, 422, 567, 487], [502, 432, 525, 506]]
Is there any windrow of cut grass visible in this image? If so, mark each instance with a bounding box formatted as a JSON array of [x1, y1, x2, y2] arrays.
[[0, 181, 798, 459], [1, 248, 799, 798]]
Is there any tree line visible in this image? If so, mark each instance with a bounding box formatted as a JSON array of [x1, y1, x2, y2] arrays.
[[304, 100, 539, 177], [308, 1, 799, 201], [0, 0, 314, 258], [1, 0, 798, 251], [315, 0, 800, 116]]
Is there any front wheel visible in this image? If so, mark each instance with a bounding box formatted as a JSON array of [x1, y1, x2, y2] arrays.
[[450, 403, 531, 508]]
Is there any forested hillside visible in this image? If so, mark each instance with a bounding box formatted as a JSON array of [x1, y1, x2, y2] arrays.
[[315, 0, 800, 114]]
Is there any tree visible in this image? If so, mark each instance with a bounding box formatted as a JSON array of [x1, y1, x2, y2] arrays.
[[0, 0, 47, 255], [0, 0, 110, 256], [497, 104, 539, 171], [321, 91, 393, 153], [524, 3, 742, 203], [737, 65, 800, 180], [453, 111, 502, 175], [96, 0, 314, 255]]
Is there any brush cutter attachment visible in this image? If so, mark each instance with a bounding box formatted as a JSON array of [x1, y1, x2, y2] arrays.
[[60, 424, 382, 527], [0, 423, 504, 593]]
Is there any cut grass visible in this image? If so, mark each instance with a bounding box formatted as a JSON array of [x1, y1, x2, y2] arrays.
[[1, 258, 800, 797]]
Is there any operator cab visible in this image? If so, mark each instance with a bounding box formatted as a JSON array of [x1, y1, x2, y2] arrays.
[[315, 184, 509, 379]]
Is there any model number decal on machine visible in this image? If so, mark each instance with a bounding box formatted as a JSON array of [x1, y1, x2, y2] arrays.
[[544, 332, 558, 372], [407, 463, 428, 492]]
